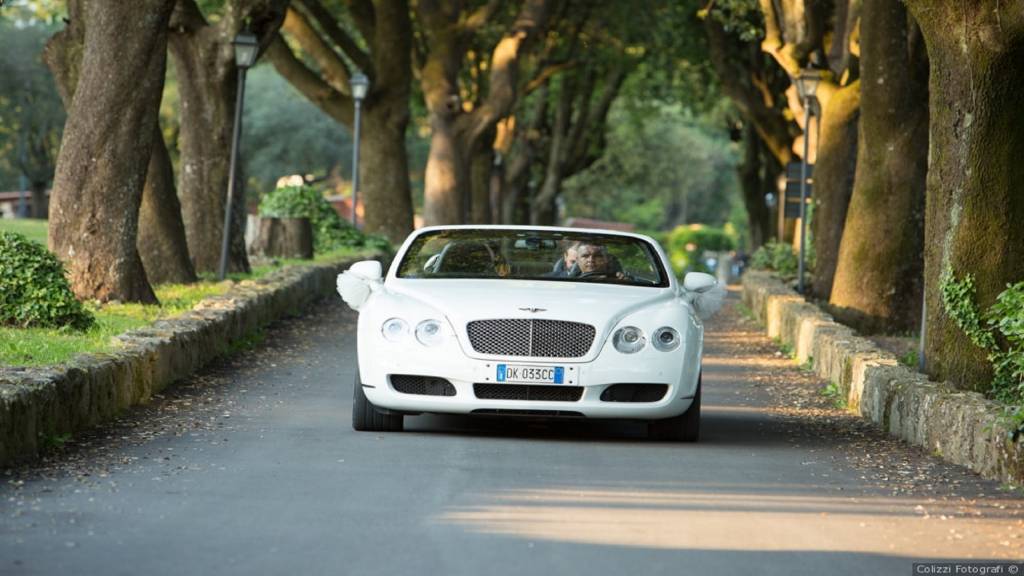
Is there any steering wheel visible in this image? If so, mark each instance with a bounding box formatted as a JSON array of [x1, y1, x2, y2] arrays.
[[578, 270, 614, 279]]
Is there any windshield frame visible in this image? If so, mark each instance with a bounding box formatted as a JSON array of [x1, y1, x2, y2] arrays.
[[392, 227, 672, 289]]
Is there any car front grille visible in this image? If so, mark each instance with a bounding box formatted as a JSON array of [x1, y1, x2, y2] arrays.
[[390, 375, 456, 396], [473, 383, 583, 402], [466, 319, 595, 358]]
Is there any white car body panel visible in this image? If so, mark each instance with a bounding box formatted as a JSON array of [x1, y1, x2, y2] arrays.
[[350, 225, 708, 420]]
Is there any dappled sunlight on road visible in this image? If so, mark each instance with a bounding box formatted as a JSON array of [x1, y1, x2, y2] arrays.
[[701, 356, 794, 369], [435, 487, 1018, 559]]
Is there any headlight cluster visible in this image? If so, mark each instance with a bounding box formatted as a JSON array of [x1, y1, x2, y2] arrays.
[[381, 318, 446, 347], [612, 326, 680, 354]]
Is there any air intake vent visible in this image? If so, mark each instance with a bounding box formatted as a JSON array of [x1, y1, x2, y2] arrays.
[[473, 383, 583, 402], [471, 409, 585, 418], [390, 375, 456, 396], [466, 319, 595, 358], [599, 384, 668, 403]]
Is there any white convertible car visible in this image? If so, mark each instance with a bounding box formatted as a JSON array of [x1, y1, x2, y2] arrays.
[[337, 225, 724, 441]]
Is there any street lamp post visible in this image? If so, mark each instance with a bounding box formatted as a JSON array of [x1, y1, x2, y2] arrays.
[[349, 73, 370, 228], [218, 31, 260, 280], [793, 68, 822, 294]]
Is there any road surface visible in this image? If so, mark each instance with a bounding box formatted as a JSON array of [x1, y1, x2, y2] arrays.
[[2, 291, 1021, 575]]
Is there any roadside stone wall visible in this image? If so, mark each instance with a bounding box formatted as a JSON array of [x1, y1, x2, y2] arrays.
[[0, 257, 372, 466], [743, 271, 1024, 484]]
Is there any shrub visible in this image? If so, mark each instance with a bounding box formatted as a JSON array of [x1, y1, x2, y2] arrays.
[[0, 231, 94, 330], [666, 224, 736, 274], [258, 184, 391, 254], [941, 272, 1024, 402], [750, 241, 799, 277]]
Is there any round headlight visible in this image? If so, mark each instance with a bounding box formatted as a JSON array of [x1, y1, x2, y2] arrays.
[[612, 326, 646, 354], [381, 318, 409, 342], [652, 327, 680, 351], [415, 319, 445, 347]]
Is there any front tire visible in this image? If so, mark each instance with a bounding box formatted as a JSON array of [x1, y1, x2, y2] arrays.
[[352, 368, 404, 432], [648, 374, 701, 442]]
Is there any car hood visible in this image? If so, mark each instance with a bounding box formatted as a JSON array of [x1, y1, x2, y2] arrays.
[[384, 279, 680, 359]]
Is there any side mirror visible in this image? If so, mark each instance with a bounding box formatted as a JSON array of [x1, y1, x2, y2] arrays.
[[337, 260, 383, 311], [349, 260, 382, 281], [682, 272, 726, 320], [683, 272, 717, 293]]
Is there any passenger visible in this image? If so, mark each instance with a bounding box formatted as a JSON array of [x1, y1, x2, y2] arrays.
[[547, 242, 579, 277]]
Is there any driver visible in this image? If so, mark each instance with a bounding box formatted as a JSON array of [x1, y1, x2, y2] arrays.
[[574, 242, 626, 279]]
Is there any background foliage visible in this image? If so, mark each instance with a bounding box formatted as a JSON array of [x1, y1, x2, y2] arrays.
[[258, 185, 391, 254], [562, 101, 742, 234]]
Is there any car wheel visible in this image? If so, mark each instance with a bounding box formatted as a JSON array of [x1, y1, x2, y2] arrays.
[[648, 373, 701, 442], [352, 367, 404, 432]]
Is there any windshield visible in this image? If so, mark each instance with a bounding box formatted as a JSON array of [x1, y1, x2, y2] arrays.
[[396, 229, 669, 287]]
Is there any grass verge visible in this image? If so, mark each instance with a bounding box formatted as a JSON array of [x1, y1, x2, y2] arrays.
[[0, 218, 48, 245], [1, 245, 376, 367]]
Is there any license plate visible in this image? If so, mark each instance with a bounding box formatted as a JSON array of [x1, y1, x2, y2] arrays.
[[496, 364, 564, 384]]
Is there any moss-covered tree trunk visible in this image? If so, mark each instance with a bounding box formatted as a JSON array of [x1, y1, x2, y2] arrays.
[[808, 81, 860, 299], [829, 0, 928, 332], [45, 0, 175, 303], [905, 1, 1024, 389]]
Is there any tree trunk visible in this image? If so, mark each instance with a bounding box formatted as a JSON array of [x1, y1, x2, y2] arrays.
[[169, 27, 250, 275], [906, 1, 1024, 390], [829, 0, 928, 333], [252, 217, 313, 259], [419, 0, 550, 226], [358, 107, 414, 243], [45, 0, 175, 303], [738, 125, 773, 250], [423, 111, 468, 225], [469, 130, 495, 224], [29, 183, 48, 219], [808, 81, 860, 298], [138, 120, 198, 285], [45, 0, 194, 285]]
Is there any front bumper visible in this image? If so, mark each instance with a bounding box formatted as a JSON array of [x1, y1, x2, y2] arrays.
[[357, 337, 701, 420]]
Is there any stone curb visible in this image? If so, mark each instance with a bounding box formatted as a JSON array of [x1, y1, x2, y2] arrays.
[[0, 256, 374, 466], [742, 270, 1024, 484]]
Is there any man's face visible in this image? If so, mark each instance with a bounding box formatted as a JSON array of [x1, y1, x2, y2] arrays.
[[576, 244, 607, 273], [564, 247, 578, 269]]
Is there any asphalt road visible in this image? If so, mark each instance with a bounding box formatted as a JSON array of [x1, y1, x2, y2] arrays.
[[2, 292, 1022, 576]]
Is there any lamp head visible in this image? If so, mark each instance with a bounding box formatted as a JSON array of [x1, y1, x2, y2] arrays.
[[233, 31, 259, 69], [795, 68, 823, 100], [349, 72, 370, 101]]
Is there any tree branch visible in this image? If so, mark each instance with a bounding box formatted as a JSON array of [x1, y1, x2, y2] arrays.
[[296, 0, 374, 76], [280, 6, 353, 95], [463, 0, 504, 33], [524, 59, 575, 94], [266, 34, 354, 126], [463, 0, 552, 145]]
